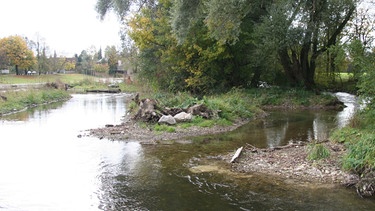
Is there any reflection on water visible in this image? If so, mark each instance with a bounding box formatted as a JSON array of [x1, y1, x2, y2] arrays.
[[0, 94, 131, 210], [233, 93, 359, 148], [335, 92, 360, 128], [0, 93, 373, 210]]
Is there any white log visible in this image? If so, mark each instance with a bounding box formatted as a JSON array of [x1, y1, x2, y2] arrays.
[[230, 146, 243, 163]]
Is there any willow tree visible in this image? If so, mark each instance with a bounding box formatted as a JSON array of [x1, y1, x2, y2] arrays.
[[96, 0, 156, 20], [271, 0, 356, 89], [171, 0, 357, 89]]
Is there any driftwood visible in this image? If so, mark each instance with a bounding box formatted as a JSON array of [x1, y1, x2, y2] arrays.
[[132, 93, 215, 123], [187, 104, 214, 119], [230, 146, 244, 163], [86, 89, 121, 93], [245, 143, 305, 153], [245, 140, 330, 153], [133, 98, 162, 123]]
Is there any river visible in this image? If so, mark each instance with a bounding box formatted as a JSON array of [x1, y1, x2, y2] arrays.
[[0, 93, 373, 210]]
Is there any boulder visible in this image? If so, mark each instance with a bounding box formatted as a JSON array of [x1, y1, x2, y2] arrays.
[[158, 115, 176, 125], [174, 112, 193, 122]]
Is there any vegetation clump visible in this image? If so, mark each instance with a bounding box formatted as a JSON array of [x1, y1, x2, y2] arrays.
[[307, 142, 331, 161], [331, 112, 375, 197]]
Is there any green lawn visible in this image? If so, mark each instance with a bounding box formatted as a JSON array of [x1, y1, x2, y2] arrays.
[[0, 74, 98, 84]]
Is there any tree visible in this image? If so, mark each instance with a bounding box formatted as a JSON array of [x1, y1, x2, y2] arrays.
[[31, 34, 51, 74], [0, 36, 36, 75], [96, 0, 156, 20], [75, 50, 92, 74], [98, 0, 359, 92], [97, 47, 103, 61], [105, 46, 119, 75], [171, 0, 357, 90], [258, 0, 356, 89]]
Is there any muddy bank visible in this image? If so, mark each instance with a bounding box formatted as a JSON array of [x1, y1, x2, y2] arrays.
[[88, 115, 249, 144], [219, 141, 358, 186]]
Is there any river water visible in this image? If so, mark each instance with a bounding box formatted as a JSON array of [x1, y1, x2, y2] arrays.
[[0, 93, 373, 210]]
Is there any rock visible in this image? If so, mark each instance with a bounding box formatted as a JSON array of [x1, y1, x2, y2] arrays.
[[174, 112, 193, 122], [158, 115, 176, 125]]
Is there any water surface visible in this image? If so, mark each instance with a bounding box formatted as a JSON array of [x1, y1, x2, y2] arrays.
[[0, 93, 373, 210]]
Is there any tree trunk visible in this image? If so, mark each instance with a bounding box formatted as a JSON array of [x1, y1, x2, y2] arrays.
[[15, 65, 19, 75], [250, 66, 262, 87], [278, 2, 354, 90]]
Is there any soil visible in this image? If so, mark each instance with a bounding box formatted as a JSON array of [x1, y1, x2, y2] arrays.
[[221, 142, 359, 186]]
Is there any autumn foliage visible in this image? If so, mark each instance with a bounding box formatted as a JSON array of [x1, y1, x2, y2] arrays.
[[0, 35, 36, 75]]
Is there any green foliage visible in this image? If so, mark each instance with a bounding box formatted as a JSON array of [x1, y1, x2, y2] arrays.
[[343, 133, 375, 173], [247, 87, 337, 107], [154, 92, 202, 109], [203, 88, 259, 121], [332, 128, 375, 173], [331, 125, 375, 174], [307, 142, 331, 161]]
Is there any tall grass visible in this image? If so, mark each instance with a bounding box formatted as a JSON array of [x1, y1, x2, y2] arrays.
[[250, 87, 337, 107], [0, 89, 71, 115], [331, 110, 375, 174], [307, 142, 331, 161]]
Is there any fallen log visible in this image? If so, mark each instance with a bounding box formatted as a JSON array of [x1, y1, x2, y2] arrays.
[[230, 146, 244, 163], [244, 140, 329, 153], [245, 143, 304, 153]]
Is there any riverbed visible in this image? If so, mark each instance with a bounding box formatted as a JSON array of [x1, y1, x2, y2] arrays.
[[0, 93, 374, 210]]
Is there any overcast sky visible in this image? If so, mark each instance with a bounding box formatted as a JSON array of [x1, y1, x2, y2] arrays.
[[0, 0, 122, 57]]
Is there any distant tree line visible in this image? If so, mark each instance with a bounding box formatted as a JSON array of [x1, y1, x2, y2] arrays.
[[0, 35, 132, 76]]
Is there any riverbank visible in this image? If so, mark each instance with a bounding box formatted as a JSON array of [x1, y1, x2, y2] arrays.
[[88, 115, 250, 143], [88, 114, 358, 185], [86, 91, 364, 195], [222, 141, 358, 186], [0, 88, 71, 116]]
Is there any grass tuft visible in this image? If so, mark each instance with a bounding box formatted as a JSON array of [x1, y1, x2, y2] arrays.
[[307, 142, 331, 161]]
